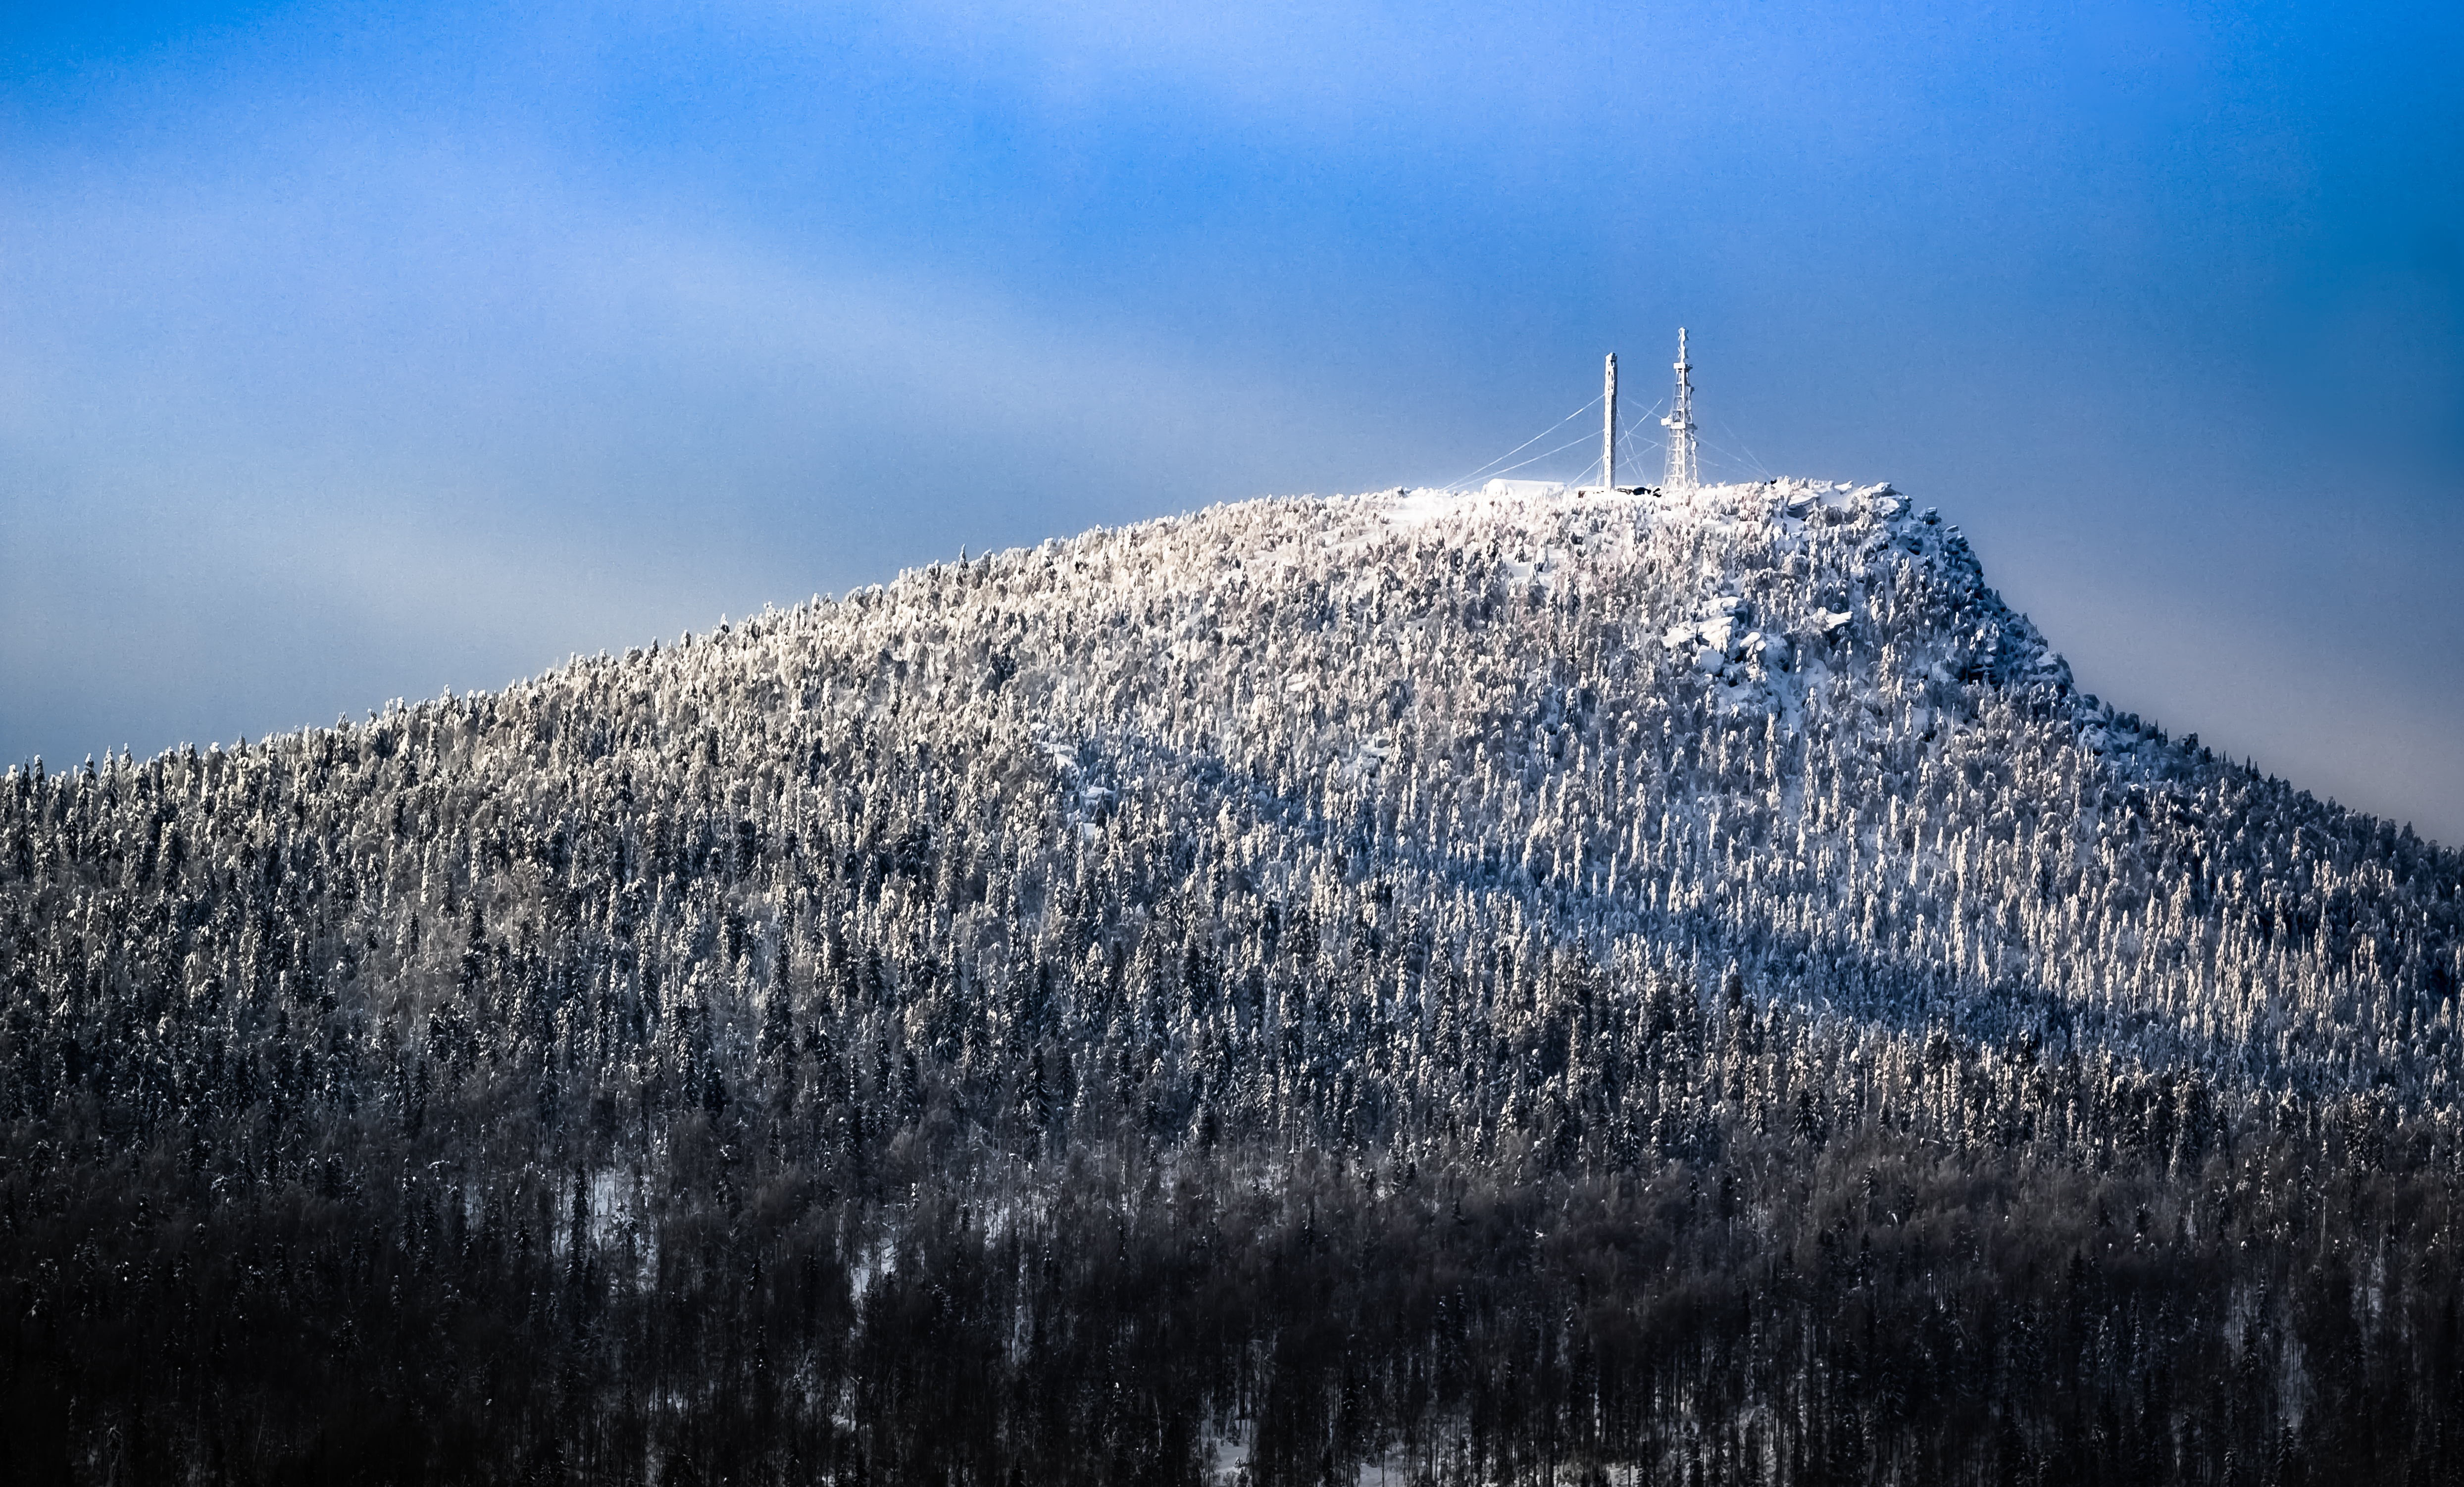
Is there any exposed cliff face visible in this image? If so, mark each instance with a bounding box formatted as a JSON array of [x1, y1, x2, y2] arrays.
[[5, 480, 2462, 1484]]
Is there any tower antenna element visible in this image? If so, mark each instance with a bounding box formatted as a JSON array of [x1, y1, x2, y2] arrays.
[[1662, 328, 1698, 492], [1602, 353, 1618, 491]]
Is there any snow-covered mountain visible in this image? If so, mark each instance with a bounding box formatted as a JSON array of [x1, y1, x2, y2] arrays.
[[7, 479, 2462, 1484]]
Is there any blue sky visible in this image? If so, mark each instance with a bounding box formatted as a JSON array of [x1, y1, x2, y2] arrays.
[[5, 0, 2460, 840]]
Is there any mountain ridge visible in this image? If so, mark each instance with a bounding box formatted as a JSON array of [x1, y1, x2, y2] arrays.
[[7, 476, 2464, 1484]]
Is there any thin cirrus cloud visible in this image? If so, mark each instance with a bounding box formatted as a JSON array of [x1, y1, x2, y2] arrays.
[[0, 137, 1353, 762]]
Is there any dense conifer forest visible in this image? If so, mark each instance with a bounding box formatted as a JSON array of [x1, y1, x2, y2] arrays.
[[7, 480, 2464, 1484]]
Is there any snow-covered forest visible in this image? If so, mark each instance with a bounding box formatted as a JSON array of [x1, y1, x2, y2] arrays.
[[6, 480, 2464, 1484]]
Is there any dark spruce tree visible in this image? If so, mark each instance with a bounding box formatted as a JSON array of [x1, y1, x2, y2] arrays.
[[6, 480, 2464, 1483]]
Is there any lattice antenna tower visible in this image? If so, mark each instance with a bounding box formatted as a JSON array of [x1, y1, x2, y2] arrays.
[[1661, 328, 1699, 492]]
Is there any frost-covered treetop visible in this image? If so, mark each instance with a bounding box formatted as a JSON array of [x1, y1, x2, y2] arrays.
[[6, 473, 2460, 1189]]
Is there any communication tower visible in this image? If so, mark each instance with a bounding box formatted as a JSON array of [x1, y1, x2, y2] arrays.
[[1661, 328, 1698, 492], [1602, 353, 1618, 491]]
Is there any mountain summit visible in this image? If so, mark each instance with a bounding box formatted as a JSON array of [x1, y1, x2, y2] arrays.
[[7, 480, 2463, 1484]]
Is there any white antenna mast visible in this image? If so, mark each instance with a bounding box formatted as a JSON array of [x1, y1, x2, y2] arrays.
[[1661, 328, 1698, 492], [1602, 352, 1618, 491]]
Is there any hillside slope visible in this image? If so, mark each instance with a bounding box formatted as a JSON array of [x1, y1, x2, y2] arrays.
[[7, 480, 2464, 1484]]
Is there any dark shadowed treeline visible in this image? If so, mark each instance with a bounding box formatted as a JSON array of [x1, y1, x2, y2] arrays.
[[10, 1094, 2464, 1484], [6, 481, 2464, 1483]]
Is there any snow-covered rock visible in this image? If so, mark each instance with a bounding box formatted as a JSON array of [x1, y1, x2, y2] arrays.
[[1482, 478, 1567, 499]]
